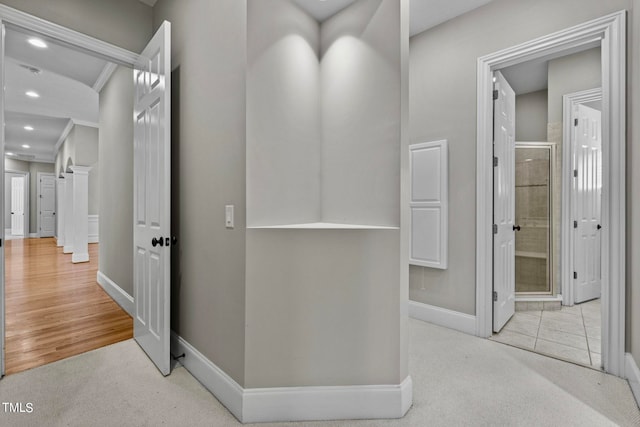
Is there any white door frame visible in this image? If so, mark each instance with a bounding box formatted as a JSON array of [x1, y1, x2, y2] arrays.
[[476, 11, 626, 377], [37, 172, 56, 238], [4, 169, 29, 239], [0, 4, 141, 377], [562, 88, 602, 307]]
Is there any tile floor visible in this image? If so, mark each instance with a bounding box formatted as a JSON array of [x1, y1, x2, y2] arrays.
[[490, 298, 601, 369]]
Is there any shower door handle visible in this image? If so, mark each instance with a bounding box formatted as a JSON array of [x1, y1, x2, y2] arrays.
[[513, 225, 521, 231]]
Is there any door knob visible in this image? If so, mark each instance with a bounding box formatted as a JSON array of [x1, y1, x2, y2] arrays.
[[151, 236, 164, 247], [597, 224, 602, 230], [513, 225, 521, 231]]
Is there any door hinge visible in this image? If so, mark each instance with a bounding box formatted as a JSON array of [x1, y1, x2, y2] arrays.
[[493, 224, 498, 234], [493, 156, 498, 167], [493, 291, 498, 302], [573, 271, 578, 280], [574, 220, 578, 228], [574, 118, 579, 126], [493, 89, 499, 100], [573, 169, 578, 178]]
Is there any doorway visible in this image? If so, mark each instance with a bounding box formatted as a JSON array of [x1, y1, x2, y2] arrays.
[[0, 6, 173, 378], [475, 12, 626, 377], [4, 170, 28, 239]]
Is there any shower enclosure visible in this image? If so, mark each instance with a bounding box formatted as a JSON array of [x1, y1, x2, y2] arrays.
[[514, 142, 555, 295]]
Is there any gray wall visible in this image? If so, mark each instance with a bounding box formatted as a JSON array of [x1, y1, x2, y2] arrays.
[[153, 0, 248, 386], [99, 66, 134, 297], [409, 0, 631, 316], [0, 0, 153, 53], [246, 0, 321, 226], [54, 125, 99, 215], [515, 90, 548, 142], [321, 0, 401, 226]]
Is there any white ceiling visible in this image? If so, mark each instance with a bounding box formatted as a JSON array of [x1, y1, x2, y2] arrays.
[[4, 27, 103, 163], [138, 0, 158, 6], [293, 0, 356, 22], [500, 58, 550, 96]]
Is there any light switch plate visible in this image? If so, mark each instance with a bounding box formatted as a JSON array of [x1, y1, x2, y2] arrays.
[[225, 205, 234, 229]]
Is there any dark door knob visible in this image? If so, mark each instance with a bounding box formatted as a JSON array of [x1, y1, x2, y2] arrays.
[[513, 225, 521, 231], [597, 224, 602, 230], [152, 237, 164, 247]]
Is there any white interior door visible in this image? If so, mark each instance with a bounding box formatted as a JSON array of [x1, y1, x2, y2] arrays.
[[133, 21, 171, 376], [10, 176, 24, 236], [39, 174, 56, 238], [573, 104, 602, 303], [493, 71, 516, 333]]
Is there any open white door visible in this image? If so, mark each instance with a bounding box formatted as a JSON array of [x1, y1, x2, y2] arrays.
[[133, 21, 171, 376], [493, 71, 516, 333], [573, 104, 602, 303], [10, 177, 24, 236], [39, 174, 56, 238]]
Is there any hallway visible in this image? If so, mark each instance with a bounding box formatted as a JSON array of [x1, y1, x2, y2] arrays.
[[4, 238, 132, 375]]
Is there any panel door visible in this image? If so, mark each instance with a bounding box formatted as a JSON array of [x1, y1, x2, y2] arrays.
[[11, 176, 24, 236], [574, 104, 602, 303], [40, 174, 56, 237], [493, 71, 516, 333], [133, 21, 172, 376]]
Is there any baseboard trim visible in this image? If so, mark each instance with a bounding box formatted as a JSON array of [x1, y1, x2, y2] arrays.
[[170, 332, 244, 421], [88, 214, 99, 243], [56, 236, 64, 247], [409, 300, 476, 336], [63, 245, 73, 254], [171, 332, 413, 423], [625, 353, 640, 408], [28, 233, 38, 238], [96, 271, 133, 316], [72, 253, 89, 263]]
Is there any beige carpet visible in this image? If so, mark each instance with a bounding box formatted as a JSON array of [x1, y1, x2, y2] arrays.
[[1, 319, 638, 426]]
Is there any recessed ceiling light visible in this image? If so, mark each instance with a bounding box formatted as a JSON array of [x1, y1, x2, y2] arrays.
[[22, 144, 30, 149], [6, 152, 14, 156], [25, 91, 40, 98], [28, 38, 47, 49], [24, 125, 34, 131]]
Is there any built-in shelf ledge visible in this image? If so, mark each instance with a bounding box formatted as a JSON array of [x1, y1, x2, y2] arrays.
[[515, 251, 547, 259], [247, 222, 399, 230]]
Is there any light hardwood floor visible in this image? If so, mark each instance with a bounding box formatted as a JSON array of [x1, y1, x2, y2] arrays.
[[4, 238, 132, 375]]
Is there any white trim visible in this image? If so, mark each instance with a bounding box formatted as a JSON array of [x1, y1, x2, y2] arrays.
[[0, 5, 139, 66], [28, 233, 37, 238], [92, 62, 117, 93], [96, 271, 133, 316], [54, 120, 74, 154], [409, 300, 476, 335], [562, 88, 602, 307], [475, 11, 626, 377], [5, 170, 29, 238], [625, 353, 640, 408], [88, 215, 99, 243], [171, 332, 412, 423], [170, 332, 245, 421]]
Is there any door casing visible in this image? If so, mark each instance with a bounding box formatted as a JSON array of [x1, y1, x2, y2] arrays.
[[0, 4, 145, 378], [476, 11, 626, 377]]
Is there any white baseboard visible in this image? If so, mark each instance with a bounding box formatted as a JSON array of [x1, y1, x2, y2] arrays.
[[171, 332, 413, 423], [28, 233, 38, 238], [625, 353, 640, 408], [96, 271, 133, 316], [72, 253, 89, 263], [88, 215, 99, 243], [409, 300, 477, 336], [56, 236, 64, 247], [63, 245, 73, 254]]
